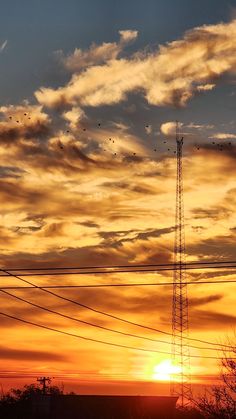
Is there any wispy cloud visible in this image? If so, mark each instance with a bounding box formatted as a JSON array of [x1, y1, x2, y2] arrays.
[[56, 30, 138, 72], [36, 20, 236, 109], [0, 40, 8, 53], [210, 132, 236, 140]]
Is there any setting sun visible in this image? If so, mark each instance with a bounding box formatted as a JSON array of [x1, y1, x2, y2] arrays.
[[152, 360, 182, 382]]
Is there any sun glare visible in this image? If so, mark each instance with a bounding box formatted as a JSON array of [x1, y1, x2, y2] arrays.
[[152, 360, 182, 382]]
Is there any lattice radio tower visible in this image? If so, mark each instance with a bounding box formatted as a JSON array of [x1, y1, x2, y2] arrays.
[[171, 121, 191, 407]]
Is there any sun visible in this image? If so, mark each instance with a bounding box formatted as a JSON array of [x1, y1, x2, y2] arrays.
[[152, 360, 182, 382]]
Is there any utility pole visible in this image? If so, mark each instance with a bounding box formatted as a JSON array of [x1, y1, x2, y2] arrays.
[[171, 121, 191, 407], [37, 377, 51, 395]]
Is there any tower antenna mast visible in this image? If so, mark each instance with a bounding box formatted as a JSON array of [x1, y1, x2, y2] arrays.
[[171, 121, 191, 407]]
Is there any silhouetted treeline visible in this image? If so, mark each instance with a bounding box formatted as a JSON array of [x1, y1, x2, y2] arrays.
[[174, 408, 204, 418], [0, 384, 204, 419], [1, 379, 236, 418], [0, 384, 63, 419]]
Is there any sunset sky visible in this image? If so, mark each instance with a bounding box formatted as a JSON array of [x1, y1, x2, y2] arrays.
[[0, 0, 236, 395]]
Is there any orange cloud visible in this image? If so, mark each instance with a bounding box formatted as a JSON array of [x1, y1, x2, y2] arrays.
[[36, 20, 236, 109], [0, 104, 51, 144], [160, 121, 183, 136], [210, 132, 236, 139], [56, 29, 138, 72], [2, 22, 236, 386]]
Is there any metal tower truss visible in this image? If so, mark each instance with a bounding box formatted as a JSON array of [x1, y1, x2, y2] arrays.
[[171, 123, 191, 407]]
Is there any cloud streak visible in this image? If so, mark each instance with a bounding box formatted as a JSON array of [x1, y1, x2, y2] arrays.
[[0, 346, 68, 362], [56, 30, 138, 72], [36, 20, 236, 109], [0, 40, 7, 53]]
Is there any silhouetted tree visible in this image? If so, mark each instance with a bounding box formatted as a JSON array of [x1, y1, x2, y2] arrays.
[[174, 406, 204, 418], [0, 383, 63, 418], [195, 351, 236, 418]]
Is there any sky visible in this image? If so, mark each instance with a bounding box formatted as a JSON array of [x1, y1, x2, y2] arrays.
[[0, 0, 236, 395]]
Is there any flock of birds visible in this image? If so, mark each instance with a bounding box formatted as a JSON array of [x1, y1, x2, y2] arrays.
[[8, 113, 31, 122], [4, 114, 235, 158], [195, 142, 232, 151]]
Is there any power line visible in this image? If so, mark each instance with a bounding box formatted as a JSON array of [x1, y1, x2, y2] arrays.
[[0, 310, 233, 360], [1, 264, 236, 277], [1, 279, 236, 289], [0, 288, 183, 348], [0, 371, 222, 379], [3, 259, 236, 272], [1, 269, 233, 350], [0, 287, 226, 352]]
